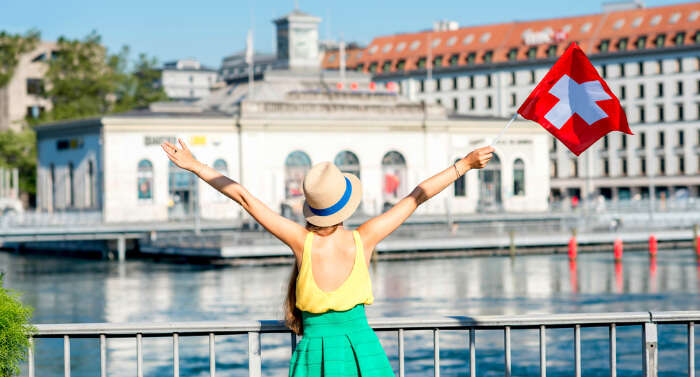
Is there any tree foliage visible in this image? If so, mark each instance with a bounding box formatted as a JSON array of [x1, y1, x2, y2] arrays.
[[0, 130, 36, 195], [0, 30, 40, 88], [0, 273, 36, 377]]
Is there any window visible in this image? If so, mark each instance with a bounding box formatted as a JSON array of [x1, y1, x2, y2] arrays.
[[677, 58, 683, 73], [137, 159, 154, 200], [619, 63, 625, 77], [638, 105, 646, 123], [486, 95, 493, 109], [436, 99, 442, 105], [621, 134, 627, 149], [657, 82, 664, 97], [511, 93, 517, 107], [449, 54, 459, 66], [26, 78, 44, 95], [679, 156, 685, 174], [510, 72, 516, 86], [469, 75, 475, 89], [334, 151, 361, 178], [621, 158, 628, 176], [419, 80, 425, 93], [189, 75, 194, 83], [658, 157, 665, 175], [655, 34, 666, 48], [213, 159, 228, 175], [486, 74, 492, 88], [617, 38, 628, 51], [638, 84, 645, 98], [483, 50, 493, 63], [397, 59, 406, 70], [657, 105, 664, 122], [638, 61, 645, 75], [603, 158, 609, 176], [639, 132, 646, 148], [657, 60, 663, 74], [356, 63, 364, 72], [640, 157, 646, 175], [508, 48, 518, 61], [453, 98, 458, 111], [469, 97, 475, 109], [285, 151, 312, 199], [619, 85, 626, 100], [678, 130, 685, 146], [454, 158, 466, 197], [527, 47, 537, 59], [382, 61, 392, 72], [551, 138, 557, 152], [658, 131, 665, 147], [86, 160, 94, 208], [674, 32, 686, 46], [601, 64, 608, 78], [466, 52, 476, 65], [570, 158, 578, 177], [369, 62, 379, 73], [452, 77, 458, 90], [677, 81, 683, 96], [513, 159, 525, 196], [530, 70, 536, 84], [551, 159, 558, 177], [599, 40, 610, 52], [67, 162, 74, 207], [436, 79, 441, 92], [382, 151, 407, 202], [677, 103, 684, 121], [603, 135, 609, 149], [433, 55, 443, 67], [636, 36, 647, 49], [547, 45, 557, 57]]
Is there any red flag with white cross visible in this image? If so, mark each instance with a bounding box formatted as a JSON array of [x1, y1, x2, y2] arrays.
[[517, 42, 632, 156]]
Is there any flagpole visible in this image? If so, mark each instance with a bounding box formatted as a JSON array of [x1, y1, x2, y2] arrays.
[[489, 113, 518, 146]]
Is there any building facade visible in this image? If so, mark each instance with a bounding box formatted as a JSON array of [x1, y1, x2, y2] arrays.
[[0, 41, 56, 131], [34, 9, 549, 223], [327, 1, 700, 202], [161, 59, 219, 101]]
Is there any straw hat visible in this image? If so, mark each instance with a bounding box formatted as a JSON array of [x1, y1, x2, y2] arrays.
[[302, 162, 362, 227]]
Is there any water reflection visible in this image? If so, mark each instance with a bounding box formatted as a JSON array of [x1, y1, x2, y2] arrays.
[[1, 248, 698, 376]]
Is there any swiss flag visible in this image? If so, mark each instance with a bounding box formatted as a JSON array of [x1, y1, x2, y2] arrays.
[[518, 43, 632, 156]]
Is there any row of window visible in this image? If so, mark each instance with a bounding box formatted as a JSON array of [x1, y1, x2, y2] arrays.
[[47, 161, 96, 209], [136, 158, 229, 201], [617, 80, 699, 100], [551, 154, 699, 178], [363, 32, 700, 73], [553, 130, 700, 155]]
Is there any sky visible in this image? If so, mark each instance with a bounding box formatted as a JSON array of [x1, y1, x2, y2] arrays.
[[1, 0, 693, 69]]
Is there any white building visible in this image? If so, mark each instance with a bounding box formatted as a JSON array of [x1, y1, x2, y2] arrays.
[[161, 59, 218, 101], [335, 1, 700, 202], [0, 41, 56, 131], [34, 9, 549, 223]]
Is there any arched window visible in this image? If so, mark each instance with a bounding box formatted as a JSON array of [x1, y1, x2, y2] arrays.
[[168, 160, 198, 219], [213, 159, 228, 175], [478, 153, 502, 212], [453, 158, 466, 197], [334, 151, 360, 178], [382, 151, 407, 209], [137, 159, 153, 200], [513, 159, 525, 196], [285, 151, 312, 199]]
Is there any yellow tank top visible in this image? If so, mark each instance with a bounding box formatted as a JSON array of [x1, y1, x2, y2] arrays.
[[295, 230, 374, 313]]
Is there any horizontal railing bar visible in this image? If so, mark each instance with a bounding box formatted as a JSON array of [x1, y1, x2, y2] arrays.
[[32, 311, 675, 337]]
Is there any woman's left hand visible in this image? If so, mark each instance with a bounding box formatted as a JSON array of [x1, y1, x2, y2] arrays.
[[161, 138, 200, 172]]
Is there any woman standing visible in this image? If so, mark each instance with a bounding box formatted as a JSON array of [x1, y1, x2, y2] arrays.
[[162, 139, 494, 376]]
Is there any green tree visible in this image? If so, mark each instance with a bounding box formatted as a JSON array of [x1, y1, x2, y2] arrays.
[[115, 53, 168, 112], [0, 273, 36, 377], [0, 130, 36, 196], [0, 30, 40, 88]]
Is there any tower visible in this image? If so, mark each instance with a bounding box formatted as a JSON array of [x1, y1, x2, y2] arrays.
[[273, 10, 322, 71]]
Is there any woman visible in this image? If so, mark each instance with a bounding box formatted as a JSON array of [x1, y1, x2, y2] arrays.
[[161, 139, 494, 376]]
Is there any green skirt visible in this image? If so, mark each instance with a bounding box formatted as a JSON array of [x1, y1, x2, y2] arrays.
[[289, 304, 395, 377]]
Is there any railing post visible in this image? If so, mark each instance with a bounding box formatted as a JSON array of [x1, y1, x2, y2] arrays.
[[433, 328, 440, 377], [209, 333, 216, 377], [610, 324, 617, 377], [540, 325, 546, 377], [173, 333, 179, 377], [469, 328, 476, 377], [248, 331, 261, 377], [100, 334, 106, 377], [64, 335, 70, 377], [137, 333, 143, 377], [117, 236, 126, 262], [398, 329, 405, 377], [643, 322, 658, 377], [504, 326, 511, 377], [689, 322, 695, 377], [574, 325, 581, 377], [28, 336, 35, 377]]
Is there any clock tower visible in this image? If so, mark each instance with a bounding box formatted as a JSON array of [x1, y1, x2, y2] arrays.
[[273, 9, 321, 70]]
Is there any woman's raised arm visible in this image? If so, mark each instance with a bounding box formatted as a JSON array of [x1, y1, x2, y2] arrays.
[[161, 139, 307, 255], [357, 146, 494, 255]]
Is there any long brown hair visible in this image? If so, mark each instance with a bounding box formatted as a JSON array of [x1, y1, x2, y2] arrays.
[[284, 222, 341, 335]]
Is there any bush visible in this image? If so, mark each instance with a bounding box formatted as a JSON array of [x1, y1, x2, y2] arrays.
[[0, 273, 36, 377]]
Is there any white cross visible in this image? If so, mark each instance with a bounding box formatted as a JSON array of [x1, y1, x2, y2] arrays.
[[544, 74, 612, 129]]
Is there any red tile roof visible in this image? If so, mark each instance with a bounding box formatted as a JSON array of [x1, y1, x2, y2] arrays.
[[322, 2, 700, 74]]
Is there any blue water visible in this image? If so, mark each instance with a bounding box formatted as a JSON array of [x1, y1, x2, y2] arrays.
[[1, 247, 698, 376]]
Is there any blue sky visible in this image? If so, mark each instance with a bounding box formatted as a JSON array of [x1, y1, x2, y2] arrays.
[[1, 0, 691, 69]]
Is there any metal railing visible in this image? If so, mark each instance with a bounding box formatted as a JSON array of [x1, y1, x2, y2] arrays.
[[29, 311, 698, 377]]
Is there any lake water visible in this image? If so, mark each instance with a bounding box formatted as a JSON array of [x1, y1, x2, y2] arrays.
[[1, 247, 698, 376]]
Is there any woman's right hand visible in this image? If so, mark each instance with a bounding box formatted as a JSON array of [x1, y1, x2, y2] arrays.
[[464, 146, 494, 169]]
